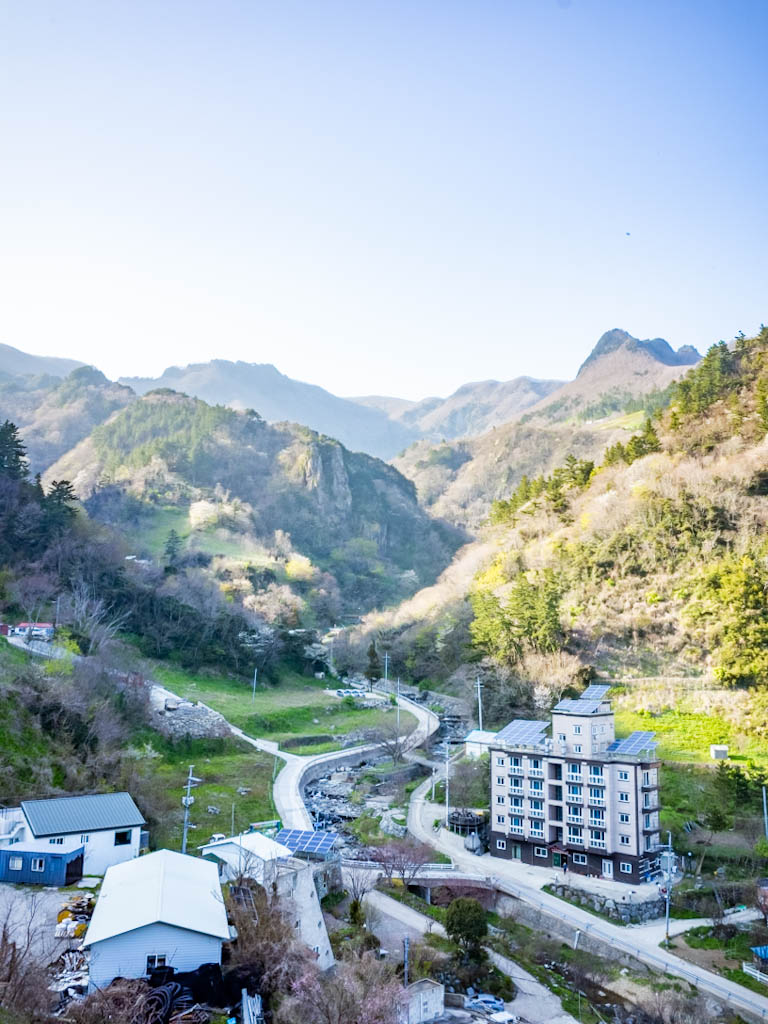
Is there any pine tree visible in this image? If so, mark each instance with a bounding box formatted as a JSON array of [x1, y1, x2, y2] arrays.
[[364, 641, 382, 690], [0, 421, 28, 480]]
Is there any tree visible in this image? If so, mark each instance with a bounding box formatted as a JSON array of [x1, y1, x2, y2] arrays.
[[450, 756, 489, 811], [343, 865, 377, 927], [164, 528, 182, 565], [43, 479, 79, 536], [277, 953, 404, 1024], [365, 641, 382, 690], [0, 421, 28, 480], [445, 897, 487, 954], [371, 840, 432, 888], [371, 722, 408, 764]]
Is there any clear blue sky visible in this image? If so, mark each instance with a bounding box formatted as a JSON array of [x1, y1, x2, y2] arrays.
[[0, 1, 765, 399]]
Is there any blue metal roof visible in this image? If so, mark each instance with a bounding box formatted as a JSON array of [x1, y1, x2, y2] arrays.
[[21, 793, 145, 837], [752, 945, 768, 960]]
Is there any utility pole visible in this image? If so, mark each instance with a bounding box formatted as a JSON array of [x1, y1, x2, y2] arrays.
[[396, 677, 401, 734], [662, 829, 674, 948], [444, 744, 451, 827], [252, 667, 258, 702], [475, 676, 484, 732], [181, 765, 202, 855], [431, 767, 436, 801], [383, 651, 389, 689], [231, 802, 235, 837], [403, 936, 410, 988], [762, 786, 768, 838]]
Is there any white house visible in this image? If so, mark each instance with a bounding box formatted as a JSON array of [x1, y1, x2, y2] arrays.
[[0, 793, 145, 882], [200, 831, 292, 884], [400, 979, 445, 1023], [84, 850, 230, 992]]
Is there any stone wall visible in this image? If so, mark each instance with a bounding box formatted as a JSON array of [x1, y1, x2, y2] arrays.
[[548, 883, 666, 924]]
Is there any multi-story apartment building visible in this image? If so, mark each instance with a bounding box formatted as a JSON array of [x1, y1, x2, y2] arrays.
[[488, 685, 661, 884]]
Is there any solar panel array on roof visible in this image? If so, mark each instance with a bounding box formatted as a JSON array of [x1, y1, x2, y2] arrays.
[[275, 829, 338, 855], [553, 698, 607, 715], [581, 684, 611, 701], [606, 731, 657, 755], [494, 719, 548, 746]]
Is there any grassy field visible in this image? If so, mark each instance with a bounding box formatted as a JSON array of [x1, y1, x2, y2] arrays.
[[152, 664, 416, 754], [133, 731, 276, 850], [613, 706, 768, 769]]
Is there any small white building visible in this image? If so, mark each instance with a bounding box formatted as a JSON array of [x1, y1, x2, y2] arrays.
[[464, 729, 497, 759], [400, 979, 445, 1023], [84, 849, 230, 992], [0, 793, 145, 880], [200, 831, 292, 884]]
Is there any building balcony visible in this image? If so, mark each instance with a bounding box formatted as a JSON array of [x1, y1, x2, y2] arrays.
[[588, 796, 605, 807], [529, 829, 545, 839], [529, 809, 545, 820], [510, 825, 524, 835], [566, 813, 584, 825], [642, 778, 658, 789], [565, 793, 583, 804], [643, 800, 660, 812], [509, 767, 524, 777], [589, 819, 605, 829], [528, 768, 544, 778], [589, 839, 606, 850], [566, 771, 582, 782], [643, 821, 660, 833], [588, 775, 605, 786], [566, 836, 585, 847]]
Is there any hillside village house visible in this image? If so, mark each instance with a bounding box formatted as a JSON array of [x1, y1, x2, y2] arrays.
[[84, 850, 230, 991], [489, 685, 661, 883], [0, 793, 145, 885]]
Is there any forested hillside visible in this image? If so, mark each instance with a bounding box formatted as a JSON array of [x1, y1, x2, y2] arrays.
[[349, 328, 768, 727], [45, 390, 464, 619]]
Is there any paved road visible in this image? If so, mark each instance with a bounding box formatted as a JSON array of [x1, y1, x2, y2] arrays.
[[407, 775, 768, 1023], [365, 890, 578, 1024]]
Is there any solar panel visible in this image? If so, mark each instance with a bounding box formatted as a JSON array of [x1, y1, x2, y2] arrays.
[[581, 684, 611, 701], [494, 719, 548, 746], [606, 731, 657, 755], [553, 698, 606, 715], [275, 828, 339, 854]]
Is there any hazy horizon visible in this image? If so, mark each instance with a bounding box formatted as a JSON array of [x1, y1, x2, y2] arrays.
[[1, 1, 766, 399]]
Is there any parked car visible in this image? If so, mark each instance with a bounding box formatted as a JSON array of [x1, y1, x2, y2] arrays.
[[466, 994, 506, 1014]]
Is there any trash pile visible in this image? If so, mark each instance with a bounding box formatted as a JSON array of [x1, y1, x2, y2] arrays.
[[50, 948, 89, 1004], [131, 981, 211, 1024], [54, 892, 96, 938]]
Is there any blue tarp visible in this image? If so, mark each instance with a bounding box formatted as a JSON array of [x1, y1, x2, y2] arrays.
[[751, 945, 768, 960]]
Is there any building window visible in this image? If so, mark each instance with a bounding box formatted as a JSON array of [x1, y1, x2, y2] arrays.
[[567, 785, 582, 798], [530, 781, 543, 793], [530, 800, 543, 812], [512, 797, 523, 808], [8, 857, 22, 871], [31, 858, 45, 872], [573, 726, 581, 735], [49, 837, 64, 845], [496, 815, 505, 825], [574, 744, 582, 753], [620, 835, 630, 846], [80, 834, 89, 844], [496, 840, 506, 851], [620, 862, 632, 874], [619, 813, 630, 824], [534, 847, 548, 858], [146, 955, 167, 972], [618, 770, 629, 781], [530, 759, 541, 770], [511, 817, 523, 828], [114, 830, 132, 846], [590, 766, 603, 778], [619, 792, 629, 803], [573, 853, 587, 865], [496, 777, 505, 786], [643, 771, 651, 786], [512, 756, 521, 767], [496, 795, 505, 804], [496, 757, 505, 766], [558, 733, 566, 742]]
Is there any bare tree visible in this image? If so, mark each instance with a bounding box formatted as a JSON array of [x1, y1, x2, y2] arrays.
[[276, 952, 404, 1024], [9, 571, 57, 639], [64, 577, 129, 654], [371, 723, 408, 764], [343, 864, 378, 904], [0, 891, 54, 1020], [373, 839, 433, 888]]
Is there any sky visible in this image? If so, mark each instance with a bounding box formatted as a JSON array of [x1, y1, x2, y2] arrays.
[[0, 1, 766, 400]]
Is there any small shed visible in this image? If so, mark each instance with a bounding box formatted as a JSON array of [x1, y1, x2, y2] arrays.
[[0, 845, 83, 886], [200, 831, 292, 883], [84, 849, 230, 992], [710, 745, 729, 760], [464, 730, 496, 759], [401, 979, 445, 1023]]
